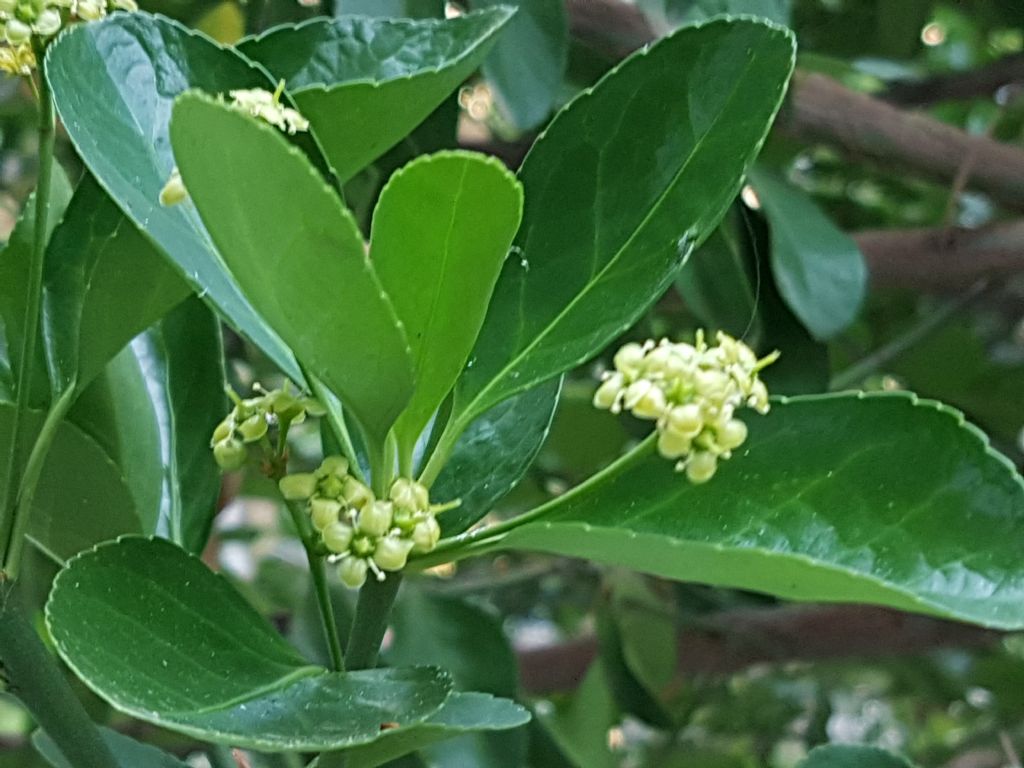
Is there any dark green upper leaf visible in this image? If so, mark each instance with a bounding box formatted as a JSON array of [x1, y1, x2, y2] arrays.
[[46, 537, 452, 751], [432, 377, 560, 534], [170, 93, 413, 446], [477, 0, 568, 130], [42, 175, 190, 395], [370, 151, 523, 460], [748, 167, 867, 340], [44, 13, 297, 377], [0, 403, 139, 563], [238, 8, 514, 182], [500, 393, 1024, 629], [451, 18, 796, 432], [130, 298, 225, 552]]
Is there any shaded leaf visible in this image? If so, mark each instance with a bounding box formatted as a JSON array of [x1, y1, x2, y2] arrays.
[[799, 745, 915, 768], [239, 9, 514, 182], [500, 393, 1024, 629], [34, 727, 190, 768], [46, 537, 452, 751], [170, 92, 413, 447]]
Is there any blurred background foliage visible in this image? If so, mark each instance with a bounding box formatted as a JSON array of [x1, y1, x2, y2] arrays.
[[4, 0, 1024, 766]]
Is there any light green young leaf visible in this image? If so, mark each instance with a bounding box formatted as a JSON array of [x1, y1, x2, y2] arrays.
[[46, 537, 453, 751], [500, 393, 1024, 629], [450, 19, 796, 434], [371, 151, 523, 463], [44, 13, 297, 378], [748, 167, 867, 340], [42, 175, 190, 396], [238, 8, 515, 182], [170, 93, 413, 447]]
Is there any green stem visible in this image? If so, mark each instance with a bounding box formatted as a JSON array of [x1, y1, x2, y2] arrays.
[[410, 435, 658, 571], [345, 573, 402, 670], [302, 367, 366, 484], [0, 583, 117, 768], [284, 500, 345, 672], [0, 63, 57, 575], [417, 414, 467, 489], [3, 385, 75, 579]]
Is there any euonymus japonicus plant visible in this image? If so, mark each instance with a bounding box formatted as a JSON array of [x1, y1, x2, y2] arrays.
[[0, 3, 1018, 766]]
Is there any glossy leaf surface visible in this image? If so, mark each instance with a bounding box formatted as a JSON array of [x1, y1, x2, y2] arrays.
[[44, 13, 297, 376], [501, 393, 1024, 629], [0, 403, 139, 563], [43, 175, 190, 395], [476, 0, 567, 130], [322, 693, 529, 768], [748, 167, 867, 340], [130, 298, 225, 552], [46, 537, 452, 751], [432, 377, 560, 534], [239, 9, 513, 182], [371, 151, 522, 458], [452, 19, 796, 430], [171, 93, 413, 445], [34, 727, 190, 768]]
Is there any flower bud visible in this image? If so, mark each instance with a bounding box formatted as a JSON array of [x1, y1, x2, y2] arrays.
[[159, 168, 187, 207], [0, 0, 16, 15], [626, 380, 667, 420], [372, 536, 414, 572], [74, 0, 103, 19], [666, 403, 703, 438], [390, 478, 429, 512], [411, 516, 441, 553], [342, 477, 373, 508], [33, 6, 59, 34], [657, 428, 691, 460], [318, 455, 349, 480], [717, 418, 748, 451], [322, 522, 353, 554], [593, 373, 624, 410], [337, 557, 368, 589], [357, 500, 392, 537], [108, 0, 136, 9], [310, 497, 342, 530], [237, 413, 268, 443], [213, 438, 247, 471], [748, 379, 769, 414], [613, 343, 645, 376], [211, 419, 233, 445], [5, 18, 30, 43], [278, 472, 317, 501], [685, 451, 717, 484]]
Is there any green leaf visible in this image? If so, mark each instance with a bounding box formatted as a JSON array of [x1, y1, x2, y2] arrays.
[[238, 8, 514, 183], [646, 0, 792, 27], [432, 377, 560, 534], [477, 0, 568, 131], [747, 168, 866, 340], [33, 727, 190, 768], [451, 19, 796, 432], [334, 0, 443, 18], [0, 403, 139, 563], [371, 151, 523, 460], [45, 537, 453, 751], [0, 163, 74, 407], [170, 93, 413, 446], [499, 393, 1024, 629], [42, 175, 190, 395], [44, 13, 297, 378], [130, 298, 225, 552], [536, 663, 619, 768], [321, 692, 530, 768], [799, 745, 915, 768]]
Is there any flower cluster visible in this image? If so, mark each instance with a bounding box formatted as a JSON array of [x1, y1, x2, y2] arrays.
[[0, 0, 136, 75], [279, 458, 442, 589], [594, 331, 778, 484], [229, 84, 309, 135], [210, 383, 325, 471]]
